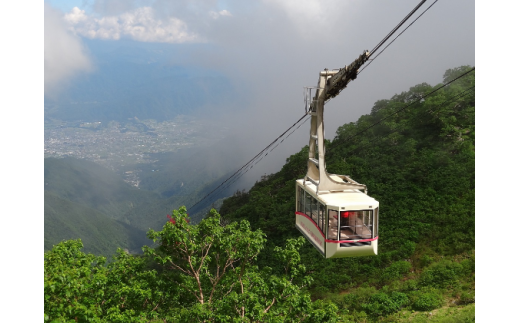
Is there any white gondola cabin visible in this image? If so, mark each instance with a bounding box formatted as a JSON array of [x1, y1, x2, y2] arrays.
[[295, 179, 379, 258], [295, 54, 379, 258]]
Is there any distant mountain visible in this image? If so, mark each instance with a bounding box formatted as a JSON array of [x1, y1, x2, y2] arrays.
[[45, 157, 162, 222], [134, 134, 255, 220], [44, 148, 246, 254], [45, 191, 148, 255], [44, 157, 168, 254], [44, 41, 242, 123]]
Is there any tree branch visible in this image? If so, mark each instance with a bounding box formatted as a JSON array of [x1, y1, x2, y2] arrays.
[[188, 255, 204, 304], [168, 260, 192, 276], [263, 298, 276, 314]]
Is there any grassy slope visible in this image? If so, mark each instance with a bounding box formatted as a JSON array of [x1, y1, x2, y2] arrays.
[[44, 191, 149, 255], [45, 157, 162, 223], [44, 157, 166, 255]]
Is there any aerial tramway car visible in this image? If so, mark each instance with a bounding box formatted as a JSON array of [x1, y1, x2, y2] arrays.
[[295, 51, 379, 258], [295, 178, 379, 258]]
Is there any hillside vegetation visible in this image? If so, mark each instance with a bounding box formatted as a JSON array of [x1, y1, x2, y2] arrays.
[[44, 191, 149, 255], [45, 157, 166, 253], [219, 66, 475, 321], [44, 66, 475, 322]]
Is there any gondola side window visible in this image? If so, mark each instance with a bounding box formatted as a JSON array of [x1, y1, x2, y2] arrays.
[[298, 186, 305, 213], [297, 187, 326, 234], [374, 208, 379, 238], [311, 195, 318, 223], [304, 190, 312, 216]]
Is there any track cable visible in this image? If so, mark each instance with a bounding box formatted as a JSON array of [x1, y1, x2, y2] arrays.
[[187, 114, 309, 211], [360, 0, 439, 75], [326, 0, 433, 101], [338, 84, 475, 156], [186, 0, 450, 213], [336, 67, 475, 144]]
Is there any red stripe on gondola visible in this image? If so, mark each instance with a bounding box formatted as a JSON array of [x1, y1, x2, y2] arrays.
[[295, 211, 324, 236], [295, 211, 378, 244]]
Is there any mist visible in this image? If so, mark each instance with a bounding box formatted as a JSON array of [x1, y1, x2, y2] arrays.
[[44, 0, 475, 192], [44, 3, 93, 96]]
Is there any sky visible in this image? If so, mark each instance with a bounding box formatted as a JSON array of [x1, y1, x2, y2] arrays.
[[44, 1, 475, 120], [43, 0, 476, 185]]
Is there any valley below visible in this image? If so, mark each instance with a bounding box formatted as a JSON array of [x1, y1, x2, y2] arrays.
[[44, 115, 244, 255], [44, 116, 231, 187]]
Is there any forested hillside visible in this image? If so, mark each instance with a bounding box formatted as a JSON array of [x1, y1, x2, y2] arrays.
[[45, 191, 149, 255], [45, 157, 161, 222], [44, 66, 475, 322], [219, 66, 475, 321]]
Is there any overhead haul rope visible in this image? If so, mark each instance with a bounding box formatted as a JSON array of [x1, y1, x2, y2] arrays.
[[187, 113, 309, 211], [217, 115, 310, 193], [370, 0, 428, 56], [327, 0, 431, 101], [337, 67, 475, 145], [359, 0, 439, 75], [341, 85, 475, 156], [213, 81, 475, 206], [186, 0, 441, 212]]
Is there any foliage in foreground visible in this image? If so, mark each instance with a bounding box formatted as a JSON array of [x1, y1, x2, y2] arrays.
[[44, 207, 339, 322]]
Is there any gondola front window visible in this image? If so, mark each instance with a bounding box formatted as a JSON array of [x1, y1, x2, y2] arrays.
[[339, 210, 373, 240]]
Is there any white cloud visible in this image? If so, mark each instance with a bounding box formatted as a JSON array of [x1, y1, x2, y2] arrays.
[[209, 10, 233, 19], [64, 6, 201, 43], [45, 3, 92, 95], [262, 0, 349, 39]]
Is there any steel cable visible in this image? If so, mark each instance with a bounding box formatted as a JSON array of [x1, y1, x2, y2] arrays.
[[187, 113, 309, 211]]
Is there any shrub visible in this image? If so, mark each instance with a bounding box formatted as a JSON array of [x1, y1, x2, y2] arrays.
[[379, 261, 412, 285], [419, 260, 463, 288], [400, 279, 419, 292], [412, 291, 444, 311], [460, 257, 475, 277], [343, 286, 378, 312], [362, 291, 409, 317], [458, 291, 475, 305], [397, 241, 416, 259], [419, 254, 434, 268]]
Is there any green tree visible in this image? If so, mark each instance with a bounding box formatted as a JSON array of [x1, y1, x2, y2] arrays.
[[145, 207, 338, 322], [44, 239, 107, 322], [44, 240, 176, 322]]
